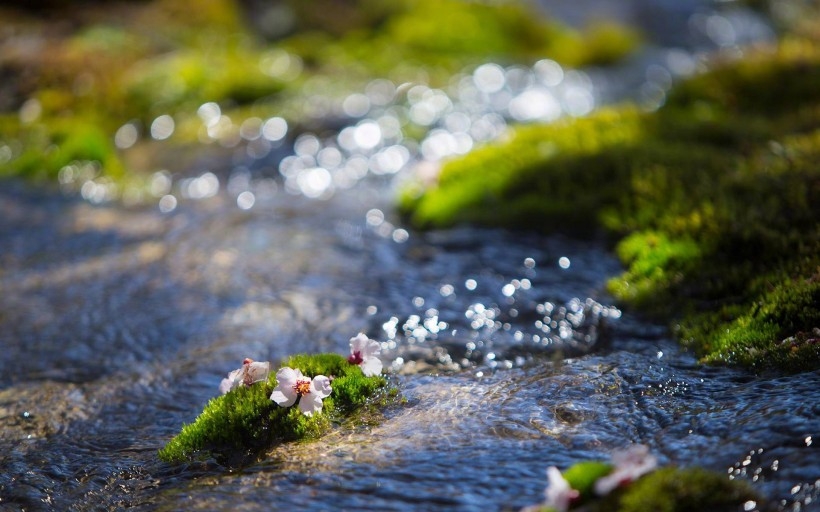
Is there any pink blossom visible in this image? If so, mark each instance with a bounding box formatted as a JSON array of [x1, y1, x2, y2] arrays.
[[270, 367, 332, 416], [594, 444, 658, 495], [219, 358, 271, 394], [348, 333, 383, 376], [544, 466, 580, 512]]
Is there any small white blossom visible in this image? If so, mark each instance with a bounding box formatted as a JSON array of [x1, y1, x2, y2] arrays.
[[270, 367, 332, 416], [543, 466, 580, 512], [219, 358, 271, 394], [594, 444, 658, 495], [348, 333, 383, 376]]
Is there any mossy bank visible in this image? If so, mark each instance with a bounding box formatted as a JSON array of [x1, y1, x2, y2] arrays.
[[159, 353, 398, 465], [400, 38, 820, 373]]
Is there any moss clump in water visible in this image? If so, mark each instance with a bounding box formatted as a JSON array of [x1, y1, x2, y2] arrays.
[[527, 462, 760, 512], [561, 461, 614, 502], [400, 38, 820, 373], [597, 467, 760, 512], [158, 353, 395, 465]]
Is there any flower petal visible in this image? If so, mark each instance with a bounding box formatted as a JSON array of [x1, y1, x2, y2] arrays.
[[276, 367, 299, 386], [219, 368, 243, 394], [594, 444, 657, 496], [299, 393, 324, 416], [270, 367, 301, 407], [350, 333, 369, 354], [360, 357, 383, 377], [270, 388, 297, 407], [219, 378, 235, 395], [545, 466, 579, 512], [246, 361, 271, 384], [362, 338, 381, 358], [311, 375, 332, 398]]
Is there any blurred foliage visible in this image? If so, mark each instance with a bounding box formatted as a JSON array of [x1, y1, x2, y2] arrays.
[[0, 0, 640, 184], [280, 0, 640, 88], [401, 38, 820, 372], [158, 353, 395, 465]]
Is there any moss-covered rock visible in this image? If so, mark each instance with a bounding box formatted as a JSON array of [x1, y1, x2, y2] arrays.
[[603, 467, 760, 512], [158, 353, 397, 465], [401, 39, 820, 372], [526, 461, 760, 512]]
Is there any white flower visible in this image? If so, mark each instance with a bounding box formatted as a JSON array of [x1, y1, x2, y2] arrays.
[[219, 358, 271, 394], [594, 444, 658, 495], [348, 333, 383, 376], [543, 466, 580, 512], [270, 367, 332, 416]]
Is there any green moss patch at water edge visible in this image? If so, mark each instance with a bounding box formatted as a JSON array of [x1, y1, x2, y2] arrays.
[[604, 467, 761, 512], [158, 353, 397, 465], [400, 40, 820, 372], [527, 464, 760, 512]]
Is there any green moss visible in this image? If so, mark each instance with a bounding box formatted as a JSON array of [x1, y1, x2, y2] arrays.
[[607, 232, 704, 310], [562, 461, 613, 501], [688, 271, 820, 371], [278, 1, 640, 94], [0, 115, 126, 181], [400, 107, 645, 231], [383, 0, 582, 66], [401, 39, 820, 372], [607, 467, 760, 512], [528, 462, 760, 511], [158, 353, 397, 465]]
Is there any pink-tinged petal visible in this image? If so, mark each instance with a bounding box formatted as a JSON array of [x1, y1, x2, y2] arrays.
[[270, 367, 301, 407], [361, 338, 381, 359], [349, 334, 382, 374], [245, 361, 271, 384], [311, 375, 332, 398], [219, 368, 243, 394], [276, 367, 300, 387], [544, 466, 579, 512], [594, 445, 657, 496], [299, 393, 324, 416], [270, 388, 297, 407], [350, 334, 380, 358], [360, 356, 383, 377], [219, 378, 235, 395], [350, 333, 369, 354]]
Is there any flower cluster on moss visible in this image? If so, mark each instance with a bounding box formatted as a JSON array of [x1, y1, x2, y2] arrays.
[[400, 37, 820, 373], [523, 446, 761, 512], [158, 334, 393, 464]]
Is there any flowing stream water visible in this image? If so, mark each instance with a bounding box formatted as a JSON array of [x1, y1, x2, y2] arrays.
[[1, 1, 819, 511]]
